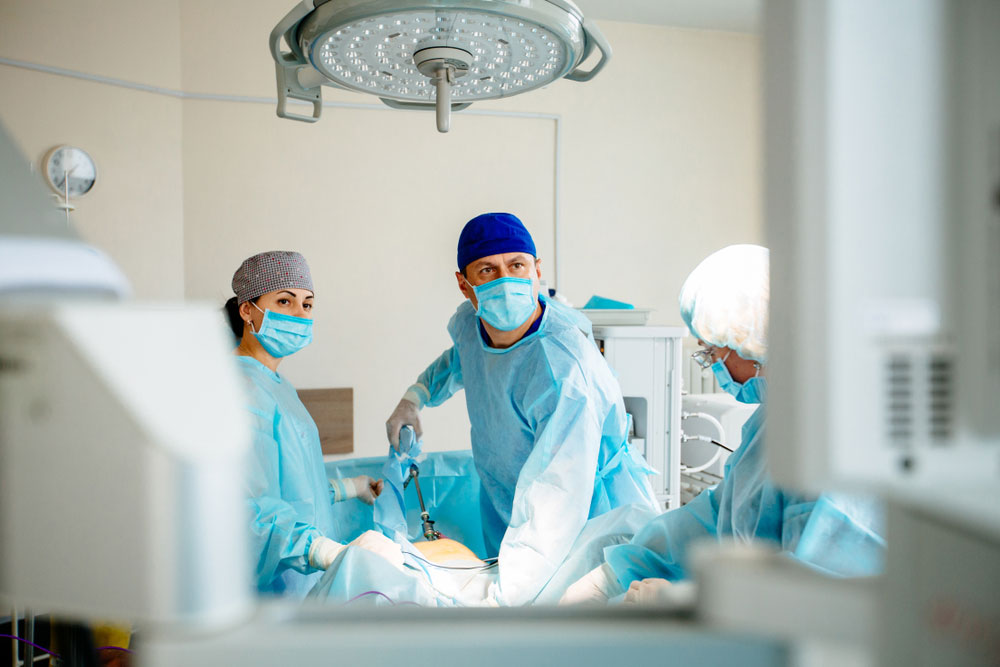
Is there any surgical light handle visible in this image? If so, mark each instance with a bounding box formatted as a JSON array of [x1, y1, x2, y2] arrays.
[[564, 18, 612, 82], [270, 0, 323, 122]]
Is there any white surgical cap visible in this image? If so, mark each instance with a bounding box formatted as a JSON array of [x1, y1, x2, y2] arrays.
[[678, 244, 769, 363]]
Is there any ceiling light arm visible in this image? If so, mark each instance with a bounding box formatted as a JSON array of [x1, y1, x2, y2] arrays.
[[564, 18, 611, 82], [270, 0, 323, 122]]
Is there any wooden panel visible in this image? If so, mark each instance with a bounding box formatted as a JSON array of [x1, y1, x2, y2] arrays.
[[297, 387, 353, 455]]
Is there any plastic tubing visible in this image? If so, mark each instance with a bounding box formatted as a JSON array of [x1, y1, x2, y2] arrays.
[[681, 412, 727, 474]]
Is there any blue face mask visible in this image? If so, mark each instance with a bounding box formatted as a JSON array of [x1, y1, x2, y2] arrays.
[[711, 354, 767, 404], [250, 302, 313, 358], [470, 276, 538, 331]]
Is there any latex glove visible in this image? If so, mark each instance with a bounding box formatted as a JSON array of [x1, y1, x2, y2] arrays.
[[308, 531, 404, 571], [386, 398, 422, 452], [308, 536, 346, 570], [349, 530, 404, 570], [623, 578, 672, 606], [559, 563, 619, 605], [350, 475, 384, 505]]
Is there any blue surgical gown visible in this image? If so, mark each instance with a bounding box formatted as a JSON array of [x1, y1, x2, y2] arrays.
[[604, 405, 886, 588], [236, 356, 341, 598], [408, 296, 660, 605]]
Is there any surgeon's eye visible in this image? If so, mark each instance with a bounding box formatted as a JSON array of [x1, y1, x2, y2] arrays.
[[277, 298, 290, 306], [303, 303, 312, 310]]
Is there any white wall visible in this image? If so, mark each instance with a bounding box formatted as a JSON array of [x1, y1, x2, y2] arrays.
[[0, 0, 760, 457], [0, 0, 186, 299]]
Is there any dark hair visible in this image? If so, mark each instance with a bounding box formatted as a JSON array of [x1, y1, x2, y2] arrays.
[[224, 297, 244, 342]]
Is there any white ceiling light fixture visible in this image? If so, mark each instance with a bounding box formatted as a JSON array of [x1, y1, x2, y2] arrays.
[[270, 0, 611, 132]]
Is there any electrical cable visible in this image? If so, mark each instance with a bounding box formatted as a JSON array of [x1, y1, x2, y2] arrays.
[[344, 590, 398, 605], [406, 551, 499, 571], [0, 633, 62, 659], [96, 645, 135, 654], [707, 438, 734, 453]]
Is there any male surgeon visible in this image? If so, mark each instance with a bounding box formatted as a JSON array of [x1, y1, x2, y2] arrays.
[[385, 212, 660, 606]]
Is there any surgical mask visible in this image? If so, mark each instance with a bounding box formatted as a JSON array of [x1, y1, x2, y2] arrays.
[[711, 353, 766, 404], [470, 276, 538, 331], [249, 302, 313, 357]]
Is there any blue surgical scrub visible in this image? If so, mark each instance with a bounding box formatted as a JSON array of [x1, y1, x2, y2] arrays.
[[237, 356, 340, 598], [604, 405, 886, 588], [408, 296, 660, 605]]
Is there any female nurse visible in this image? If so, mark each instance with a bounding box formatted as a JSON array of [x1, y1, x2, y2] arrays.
[[225, 250, 403, 598], [561, 244, 886, 605]]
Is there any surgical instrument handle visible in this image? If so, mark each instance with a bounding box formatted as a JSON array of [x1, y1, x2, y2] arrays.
[[408, 464, 440, 541]]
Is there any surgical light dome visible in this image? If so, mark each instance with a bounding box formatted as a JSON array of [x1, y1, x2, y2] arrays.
[[270, 0, 611, 132]]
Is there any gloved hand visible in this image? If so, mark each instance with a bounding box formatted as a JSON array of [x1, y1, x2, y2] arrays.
[[308, 531, 405, 571], [351, 475, 384, 505], [623, 578, 672, 606], [308, 536, 347, 570], [349, 530, 404, 570], [386, 397, 422, 452], [559, 563, 620, 605]]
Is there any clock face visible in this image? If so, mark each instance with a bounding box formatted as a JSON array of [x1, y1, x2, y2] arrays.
[[44, 146, 97, 198]]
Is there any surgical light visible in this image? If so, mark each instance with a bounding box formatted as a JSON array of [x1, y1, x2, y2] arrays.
[[269, 0, 611, 132]]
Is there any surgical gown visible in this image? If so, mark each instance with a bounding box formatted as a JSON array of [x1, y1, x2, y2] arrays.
[[237, 356, 341, 598], [604, 405, 886, 589], [408, 296, 660, 606]]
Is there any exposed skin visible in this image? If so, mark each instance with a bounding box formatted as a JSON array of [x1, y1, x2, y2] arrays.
[[455, 251, 544, 349], [235, 288, 314, 373], [697, 340, 763, 383]]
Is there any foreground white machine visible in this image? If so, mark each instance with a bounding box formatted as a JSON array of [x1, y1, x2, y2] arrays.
[[3, 1, 999, 665]]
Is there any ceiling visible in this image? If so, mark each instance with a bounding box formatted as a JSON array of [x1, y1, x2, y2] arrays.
[[572, 0, 761, 33]]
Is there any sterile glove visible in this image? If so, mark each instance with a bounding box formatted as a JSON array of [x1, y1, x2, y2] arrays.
[[623, 578, 672, 606], [352, 475, 384, 505], [308, 536, 347, 570], [386, 397, 422, 452], [349, 530, 405, 570], [559, 563, 620, 605], [308, 531, 405, 571]]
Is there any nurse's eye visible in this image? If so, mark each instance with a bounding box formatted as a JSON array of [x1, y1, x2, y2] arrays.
[[277, 298, 290, 306], [303, 303, 313, 310]]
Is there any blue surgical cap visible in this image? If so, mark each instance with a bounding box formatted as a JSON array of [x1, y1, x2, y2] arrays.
[[457, 212, 537, 272]]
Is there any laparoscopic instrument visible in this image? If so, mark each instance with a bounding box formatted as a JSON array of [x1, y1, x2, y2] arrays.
[[399, 425, 441, 541]]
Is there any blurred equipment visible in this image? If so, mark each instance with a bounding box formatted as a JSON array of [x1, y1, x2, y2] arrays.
[[0, 122, 252, 631], [269, 0, 611, 131], [0, 306, 252, 627], [592, 325, 686, 509], [690, 1, 1000, 666]]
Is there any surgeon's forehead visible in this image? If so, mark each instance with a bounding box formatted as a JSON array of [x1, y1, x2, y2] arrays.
[[468, 252, 535, 269]]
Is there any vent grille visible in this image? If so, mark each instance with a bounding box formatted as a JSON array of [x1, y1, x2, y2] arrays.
[[928, 354, 954, 441], [884, 348, 955, 447], [886, 355, 914, 444]]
